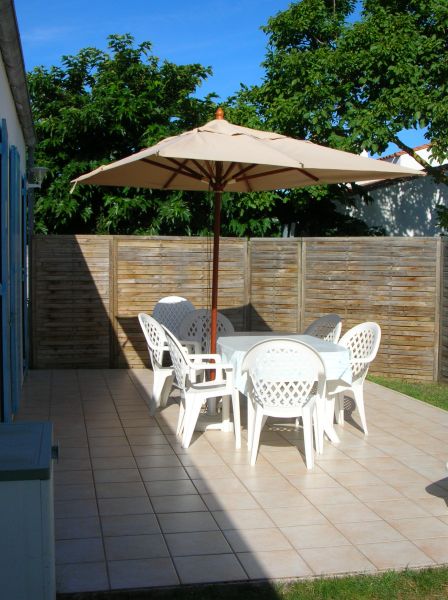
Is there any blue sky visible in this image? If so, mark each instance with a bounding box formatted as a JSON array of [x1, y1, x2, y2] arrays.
[[14, 0, 426, 155]]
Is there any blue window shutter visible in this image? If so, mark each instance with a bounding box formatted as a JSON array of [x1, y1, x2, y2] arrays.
[[0, 119, 12, 422]]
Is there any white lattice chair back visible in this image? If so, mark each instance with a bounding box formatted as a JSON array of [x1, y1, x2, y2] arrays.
[[162, 326, 189, 389], [339, 322, 381, 382], [178, 308, 234, 353], [152, 296, 195, 336], [138, 313, 167, 366], [304, 314, 342, 343], [242, 339, 325, 409]]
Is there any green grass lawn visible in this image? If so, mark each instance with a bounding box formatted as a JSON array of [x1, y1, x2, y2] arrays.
[[57, 568, 448, 600], [368, 375, 448, 411]]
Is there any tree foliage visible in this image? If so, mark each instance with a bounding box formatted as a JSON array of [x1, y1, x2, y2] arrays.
[[29, 34, 218, 234], [230, 0, 448, 234]]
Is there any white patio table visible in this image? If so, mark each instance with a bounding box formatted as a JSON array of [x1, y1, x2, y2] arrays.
[[217, 332, 352, 447]]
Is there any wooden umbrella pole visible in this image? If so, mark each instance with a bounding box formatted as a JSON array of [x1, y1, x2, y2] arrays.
[[210, 189, 222, 355]]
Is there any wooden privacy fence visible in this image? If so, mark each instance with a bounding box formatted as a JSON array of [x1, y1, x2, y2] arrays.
[[31, 235, 448, 382]]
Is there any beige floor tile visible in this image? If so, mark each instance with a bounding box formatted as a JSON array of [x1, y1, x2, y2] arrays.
[[135, 454, 183, 468], [224, 527, 293, 553], [179, 453, 227, 467], [378, 469, 432, 486], [349, 484, 404, 502], [101, 513, 160, 536], [145, 479, 198, 497], [104, 534, 169, 560], [165, 530, 232, 556], [55, 499, 98, 519], [55, 483, 96, 501], [237, 549, 312, 579], [242, 476, 297, 493], [90, 456, 137, 470], [193, 477, 248, 495], [55, 516, 102, 540], [335, 520, 405, 544], [301, 487, 359, 507], [265, 505, 328, 528], [281, 523, 351, 549], [388, 516, 448, 540], [151, 494, 207, 513], [287, 473, 340, 489], [55, 458, 92, 471], [230, 463, 280, 478], [54, 470, 93, 486], [414, 537, 448, 562], [332, 471, 384, 487], [158, 511, 219, 533], [213, 508, 275, 530], [394, 482, 444, 500], [56, 561, 109, 593], [174, 554, 247, 584], [317, 459, 367, 474], [89, 445, 133, 458], [366, 499, 431, 520], [108, 558, 179, 588], [98, 496, 153, 517], [95, 482, 147, 499], [56, 538, 105, 564], [132, 444, 174, 456], [89, 436, 129, 447], [185, 465, 236, 479], [357, 540, 434, 570], [139, 467, 189, 481], [250, 490, 310, 509], [94, 468, 142, 484], [413, 497, 448, 517], [317, 503, 382, 524], [201, 492, 259, 512], [299, 545, 376, 575]]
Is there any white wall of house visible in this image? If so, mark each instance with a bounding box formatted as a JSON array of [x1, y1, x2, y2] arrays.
[[345, 175, 448, 236], [0, 51, 27, 170], [342, 148, 448, 236]]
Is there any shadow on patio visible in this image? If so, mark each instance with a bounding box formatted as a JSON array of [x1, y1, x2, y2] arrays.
[[17, 369, 448, 595]]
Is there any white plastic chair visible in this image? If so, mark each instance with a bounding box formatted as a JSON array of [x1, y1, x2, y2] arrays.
[[303, 314, 342, 343], [178, 308, 235, 353], [242, 339, 325, 469], [152, 296, 195, 336], [138, 313, 174, 414], [327, 321, 381, 435], [163, 325, 241, 450]]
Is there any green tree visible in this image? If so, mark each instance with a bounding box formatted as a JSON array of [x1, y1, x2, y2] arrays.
[[232, 0, 448, 234], [29, 34, 219, 234]]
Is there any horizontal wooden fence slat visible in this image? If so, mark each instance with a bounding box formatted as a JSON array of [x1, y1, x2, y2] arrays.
[[31, 235, 447, 381]]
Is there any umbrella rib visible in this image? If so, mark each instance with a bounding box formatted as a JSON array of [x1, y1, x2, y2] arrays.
[[190, 159, 212, 181], [234, 166, 320, 183], [165, 158, 206, 181], [141, 158, 204, 185]]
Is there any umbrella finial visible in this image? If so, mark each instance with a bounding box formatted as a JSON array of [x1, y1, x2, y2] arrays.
[[215, 107, 224, 120]]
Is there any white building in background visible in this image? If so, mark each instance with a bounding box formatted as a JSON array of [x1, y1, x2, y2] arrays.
[[343, 144, 448, 236]]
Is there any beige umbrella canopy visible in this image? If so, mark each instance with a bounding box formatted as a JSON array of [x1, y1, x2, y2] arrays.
[[73, 108, 422, 351]]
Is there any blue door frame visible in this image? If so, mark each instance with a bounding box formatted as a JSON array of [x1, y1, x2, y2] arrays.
[[0, 119, 28, 421]]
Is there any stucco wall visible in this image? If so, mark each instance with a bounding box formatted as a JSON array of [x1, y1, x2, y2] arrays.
[[344, 176, 448, 236]]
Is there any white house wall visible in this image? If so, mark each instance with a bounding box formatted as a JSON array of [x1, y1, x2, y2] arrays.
[[344, 176, 448, 236], [0, 50, 27, 170]]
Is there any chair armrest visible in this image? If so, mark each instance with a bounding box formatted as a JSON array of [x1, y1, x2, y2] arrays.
[[179, 339, 202, 354], [190, 353, 222, 363]]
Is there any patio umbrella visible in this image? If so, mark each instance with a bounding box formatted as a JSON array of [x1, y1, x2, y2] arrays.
[[72, 108, 422, 352]]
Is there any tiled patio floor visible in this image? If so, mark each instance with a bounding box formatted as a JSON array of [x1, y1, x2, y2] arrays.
[[17, 369, 448, 594]]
